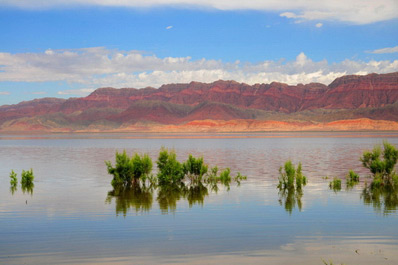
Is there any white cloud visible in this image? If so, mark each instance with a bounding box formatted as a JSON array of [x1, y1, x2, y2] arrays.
[[315, 23, 323, 28], [0, 47, 397, 90], [1, 0, 397, 24], [166, 26, 173, 30], [57, 88, 95, 96], [280, 12, 297, 19], [0, 91, 10, 95], [31, 91, 47, 95], [368, 45, 398, 54]]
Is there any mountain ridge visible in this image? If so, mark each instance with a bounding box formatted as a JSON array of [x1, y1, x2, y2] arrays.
[[1, 72, 398, 132]]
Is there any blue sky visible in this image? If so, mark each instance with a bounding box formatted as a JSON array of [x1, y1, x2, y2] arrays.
[[0, 0, 397, 105]]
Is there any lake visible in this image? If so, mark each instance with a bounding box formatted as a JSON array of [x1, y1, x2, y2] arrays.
[[1, 132, 398, 264]]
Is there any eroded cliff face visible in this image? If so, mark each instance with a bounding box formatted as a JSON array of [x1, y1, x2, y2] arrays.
[[1, 72, 398, 132]]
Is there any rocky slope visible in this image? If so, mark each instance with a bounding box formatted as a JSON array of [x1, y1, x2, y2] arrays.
[[1, 72, 398, 132]]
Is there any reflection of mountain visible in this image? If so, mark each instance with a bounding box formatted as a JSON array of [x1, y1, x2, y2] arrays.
[[1, 72, 398, 132], [362, 183, 398, 215]]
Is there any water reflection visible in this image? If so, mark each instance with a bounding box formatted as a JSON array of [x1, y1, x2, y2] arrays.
[[362, 183, 398, 214], [278, 187, 303, 214], [106, 183, 154, 216], [21, 182, 34, 195], [156, 183, 182, 214], [9, 185, 17, 195], [107, 181, 224, 215], [9, 182, 34, 195]]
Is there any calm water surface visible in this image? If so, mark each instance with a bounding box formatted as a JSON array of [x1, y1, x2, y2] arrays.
[[1, 132, 398, 264]]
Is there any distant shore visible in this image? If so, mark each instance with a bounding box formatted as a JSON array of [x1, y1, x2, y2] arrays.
[[1, 118, 398, 134]]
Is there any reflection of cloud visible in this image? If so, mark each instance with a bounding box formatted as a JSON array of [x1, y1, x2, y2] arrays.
[[368, 45, 398, 54], [1, 48, 397, 90], [2, 0, 397, 24]]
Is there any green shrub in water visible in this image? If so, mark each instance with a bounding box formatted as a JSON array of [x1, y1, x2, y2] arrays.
[[156, 148, 184, 185], [234, 172, 247, 185], [131, 153, 153, 181], [9, 170, 18, 186], [347, 170, 359, 182], [346, 170, 360, 188], [106, 150, 153, 186], [329, 177, 341, 191], [182, 154, 208, 183], [21, 169, 34, 186], [278, 161, 307, 190], [219, 168, 231, 184], [360, 141, 398, 186]]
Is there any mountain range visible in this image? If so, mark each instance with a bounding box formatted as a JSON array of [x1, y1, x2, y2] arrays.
[[1, 72, 398, 132]]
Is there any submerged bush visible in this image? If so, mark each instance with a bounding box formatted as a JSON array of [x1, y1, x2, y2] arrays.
[[347, 170, 359, 182], [278, 161, 307, 190], [9, 170, 18, 186], [106, 148, 248, 215], [360, 141, 398, 186], [277, 161, 306, 214], [346, 170, 360, 188], [21, 169, 34, 186], [219, 168, 231, 184], [329, 177, 342, 192], [106, 150, 153, 187], [156, 148, 184, 185], [131, 153, 153, 181], [234, 172, 247, 185], [182, 154, 208, 183], [21, 169, 35, 195], [9, 170, 18, 194]]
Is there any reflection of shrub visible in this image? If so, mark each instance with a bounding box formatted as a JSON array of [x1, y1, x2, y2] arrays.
[[9, 170, 18, 186], [278, 161, 307, 190], [329, 177, 341, 192], [21, 169, 34, 186], [360, 141, 398, 186], [106, 150, 152, 186], [362, 182, 398, 214], [184, 181, 209, 207], [157, 148, 184, 185], [157, 183, 184, 213], [106, 183, 153, 216], [278, 185, 303, 214]]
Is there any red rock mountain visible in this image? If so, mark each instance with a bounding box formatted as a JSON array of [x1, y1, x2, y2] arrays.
[[1, 72, 398, 132]]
